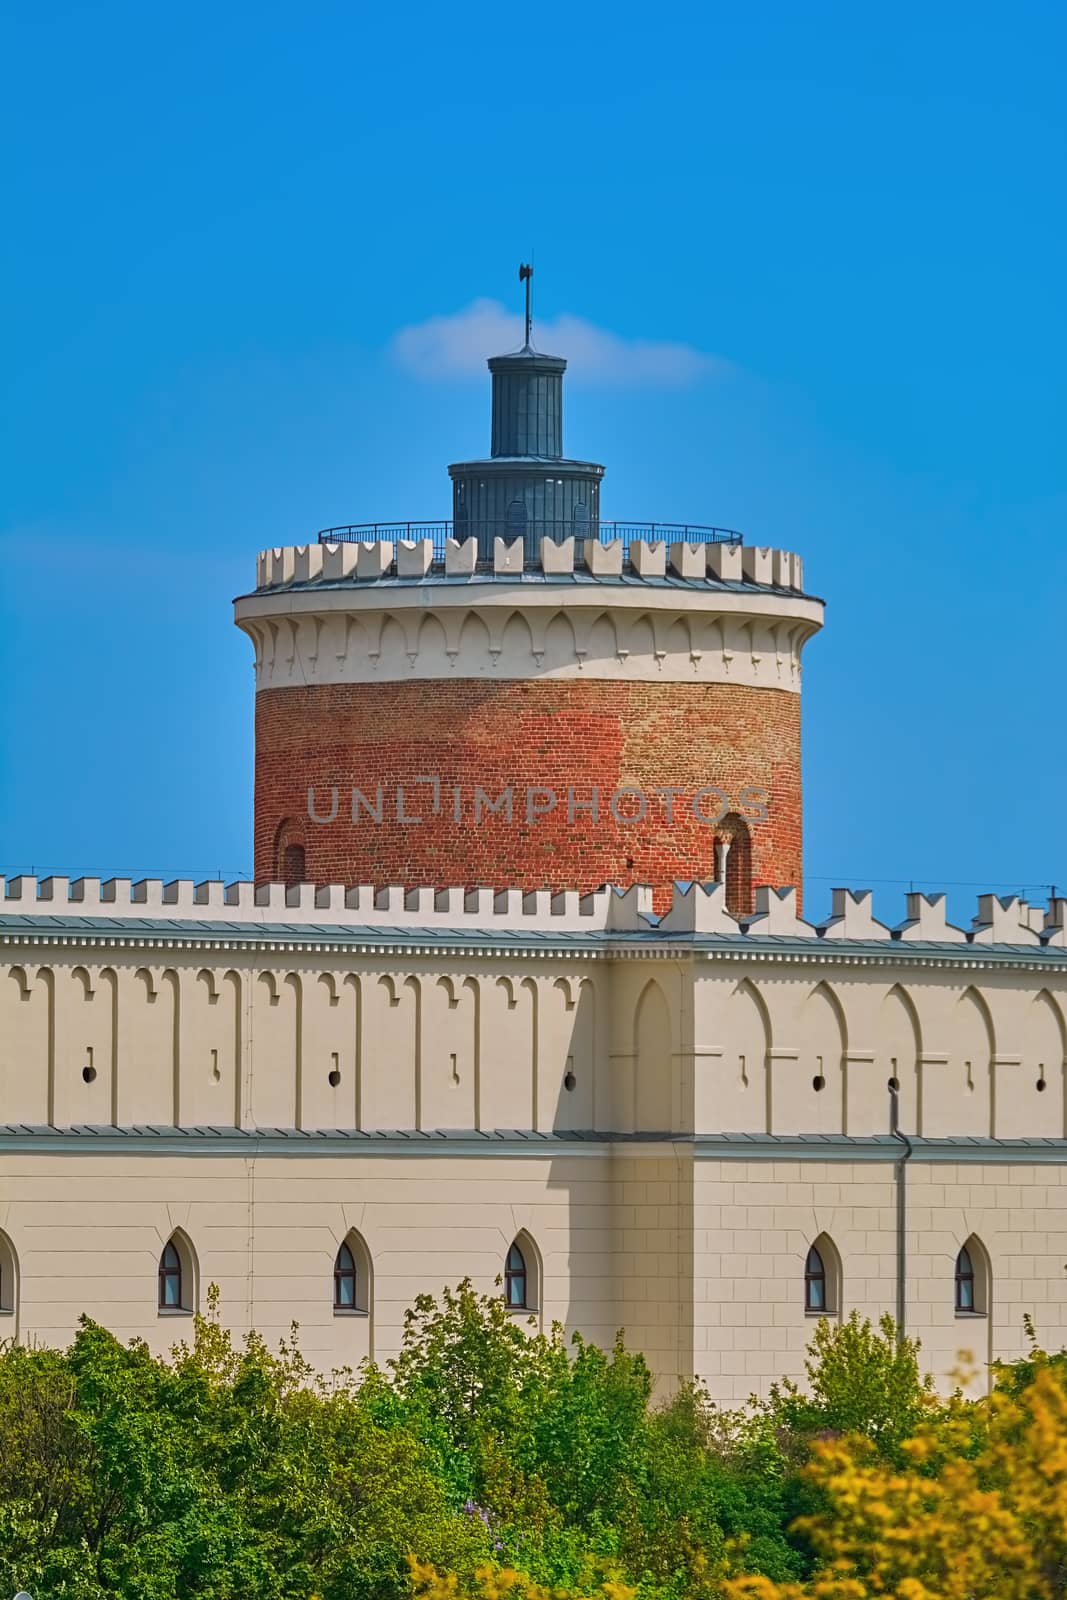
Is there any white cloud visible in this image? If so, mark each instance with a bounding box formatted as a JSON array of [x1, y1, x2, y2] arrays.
[[390, 298, 727, 388]]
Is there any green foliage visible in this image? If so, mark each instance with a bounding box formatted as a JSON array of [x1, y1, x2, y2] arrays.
[[765, 1311, 934, 1459], [1, 1295, 1050, 1600]]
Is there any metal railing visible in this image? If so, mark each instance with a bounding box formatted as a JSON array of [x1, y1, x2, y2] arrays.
[[316, 520, 742, 566]]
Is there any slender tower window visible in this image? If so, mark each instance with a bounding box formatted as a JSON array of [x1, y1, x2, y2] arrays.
[[955, 1245, 975, 1311], [159, 1241, 183, 1309], [504, 1241, 528, 1308], [804, 1244, 826, 1312], [283, 843, 306, 885], [334, 1241, 357, 1309]]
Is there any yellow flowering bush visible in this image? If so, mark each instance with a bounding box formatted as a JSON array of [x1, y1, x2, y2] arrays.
[[408, 1556, 637, 1600], [723, 1354, 1067, 1600]]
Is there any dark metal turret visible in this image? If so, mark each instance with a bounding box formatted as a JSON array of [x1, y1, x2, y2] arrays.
[[448, 266, 605, 559]]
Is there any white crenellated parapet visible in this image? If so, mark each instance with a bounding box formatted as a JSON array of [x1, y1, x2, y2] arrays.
[[254, 538, 807, 590], [322, 541, 359, 580], [397, 539, 434, 578], [356, 540, 393, 579], [657, 881, 738, 934], [817, 888, 891, 941], [583, 538, 623, 576], [742, 885, 816, 937], [445, 537, 477, 575], [294, 544, 324, 582], [894, 892, 967, 943], [1043, 899, 1067, 947], [629, 540, 666, 578], [971, 894, 1043, 946], [707, 543, 743, 581], [5, 875, 1067, 949], [668, 541, 705, 579], [493, 537, 524, 575], [239, 539, 823, 690], [541, 536, 576, 574], [0, 874, 614, 933], [741, 546, 774, 585]]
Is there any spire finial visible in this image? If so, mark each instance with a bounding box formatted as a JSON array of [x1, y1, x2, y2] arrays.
[[519, 262, 533, 349]]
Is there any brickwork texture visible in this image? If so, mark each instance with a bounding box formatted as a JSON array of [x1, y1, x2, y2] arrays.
[[253, 678, 803, 908]]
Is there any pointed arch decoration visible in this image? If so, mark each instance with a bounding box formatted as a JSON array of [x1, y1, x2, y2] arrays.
[[0, 1230, 18, 1322], [504, 1229, 542, 1314], [333, 1229, 372, 1315], [956, 1234, 991, 1317], [158, 1228, 198, 1315], [805, 1232, 842, 1319]]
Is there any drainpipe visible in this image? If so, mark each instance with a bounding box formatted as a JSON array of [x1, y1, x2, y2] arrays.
[[889, 1081, 913, 1344]]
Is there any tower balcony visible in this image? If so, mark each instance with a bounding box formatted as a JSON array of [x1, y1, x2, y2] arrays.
[[315, 519, 743, 567]]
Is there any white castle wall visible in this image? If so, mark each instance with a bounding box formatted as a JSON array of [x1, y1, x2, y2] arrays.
[[4, 878, 1067, 1139], [4, 876, 1067, 1397]]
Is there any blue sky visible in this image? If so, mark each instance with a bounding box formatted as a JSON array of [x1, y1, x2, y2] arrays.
[[2, 0, 1065, 924]]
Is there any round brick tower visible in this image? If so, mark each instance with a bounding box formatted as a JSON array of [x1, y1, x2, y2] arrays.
[[235, 318, 824, 912]]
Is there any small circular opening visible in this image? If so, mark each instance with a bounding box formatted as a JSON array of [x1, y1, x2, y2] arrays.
[[887, 1076, 900, 1092], [812, 1074, 825, 1092], [625, 857, 635, 871], [563, 1070, 576, 1091], [1037, 1077, 1047, 1093], [328, 1068, 341, 1088], [82, 1065, 97, 1083]]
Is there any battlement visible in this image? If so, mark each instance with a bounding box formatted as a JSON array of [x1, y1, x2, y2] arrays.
[[252, 537, 806, 593], [4, 876, 1066, 948]]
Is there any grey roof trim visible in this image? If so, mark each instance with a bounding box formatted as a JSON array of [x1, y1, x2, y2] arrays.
[[3, 918, 1067, 974], [694, 1132, 1067, 1164], [0, 1124, 622, 1158], [0, 1124, 1064, 1164], [0, 919, 616, 960], [238, 573, 820, 602]]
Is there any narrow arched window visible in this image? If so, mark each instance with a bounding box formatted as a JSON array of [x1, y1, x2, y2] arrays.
[[955, 1245, 976, 1311], [159, 1241, 182, 1309], [505, 1241, 528, 1308], [334, 1241, 357, 1309], [805, 1244, 826, 1312], [283, 843, 306, 886], [720, 814, 753, 917], [0, 1229, 16, 1318]]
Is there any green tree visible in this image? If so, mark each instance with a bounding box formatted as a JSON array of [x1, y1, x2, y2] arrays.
[[765, 1312, 933, 1459]]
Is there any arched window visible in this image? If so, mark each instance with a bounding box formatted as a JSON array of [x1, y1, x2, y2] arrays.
[[955, 1236, 989, 1315], [804, 1245, 826, 1312], [955, 1245, 974, 1310], [158, 1231, 196, 1315], [333, 1232, 371, 1315], [273, 817, 307, 885], [0, 1230, 17, 1319], [503, 1232, 541, 1314], [159, 1241, 183, 1309], [283, 843, 306, 886], [805, 1234, 841, 1316], [719, 814, 753, 917], [334, 1241, 357, 1309], [505, 1241, 528, 1308]]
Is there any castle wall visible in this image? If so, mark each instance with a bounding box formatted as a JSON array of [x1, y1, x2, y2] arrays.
[[692, 1155, 1067, 1402], [0, 1147, 616, 1372], [3, 881, 1066, 1140], [2, 1141, 1064, 1400], [3, 879, 1066, 1397]]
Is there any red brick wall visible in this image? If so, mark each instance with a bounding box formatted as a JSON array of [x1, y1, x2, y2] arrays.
[[253, 679, 803, 911]]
